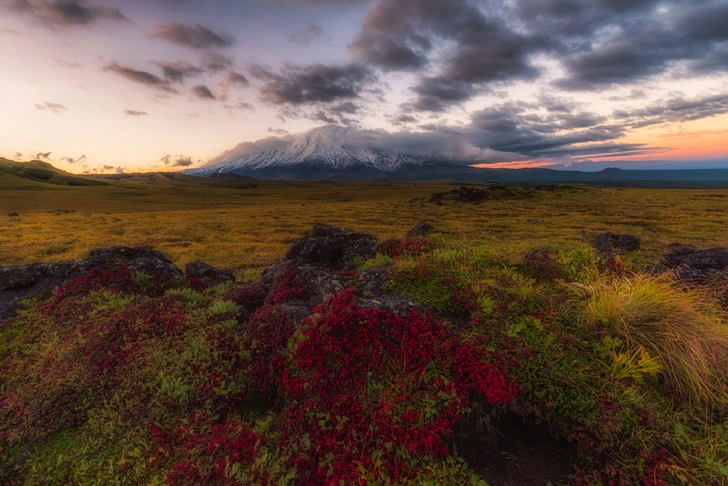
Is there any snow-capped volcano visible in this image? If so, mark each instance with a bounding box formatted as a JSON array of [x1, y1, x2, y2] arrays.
[[185, 125, 432, 178]]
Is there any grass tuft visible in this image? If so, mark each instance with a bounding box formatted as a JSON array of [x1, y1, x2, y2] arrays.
[[574, 274, 728, 408]]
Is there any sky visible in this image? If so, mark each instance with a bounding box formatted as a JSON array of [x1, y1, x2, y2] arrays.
[[0, 0, 727, 174]]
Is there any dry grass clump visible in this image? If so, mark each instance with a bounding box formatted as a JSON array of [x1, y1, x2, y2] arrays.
[[574, 275, 728, 408]]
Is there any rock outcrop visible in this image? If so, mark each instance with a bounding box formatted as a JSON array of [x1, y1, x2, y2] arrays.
[[285, 225, 377, 270], [406, 221, 435, 238], [186, 260, 235, 283], [1, 247, 194, 319], [660, 247, 728, 282], [593, 232, 640, 254]]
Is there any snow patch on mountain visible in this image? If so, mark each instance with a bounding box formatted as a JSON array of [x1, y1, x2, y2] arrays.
[[186, 125, 431, 176]]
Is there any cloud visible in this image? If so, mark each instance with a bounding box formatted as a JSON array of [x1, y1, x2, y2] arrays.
[[251, 62, 376, 105], [14, 152, 23, 158], [268, 127, 289, 135], [553, 1, 728, 90], [288, 21, 326, 44], [217, 71, 250, 101], [614, 91, 728, 128], [103, 62, 176, 92], [160, 154, 197, 167], [55, 58, 80, 69], [100, 164, 124, 173], [8, 0, 127, 29], [152, 22, 236, 49], [199, 51, 233, 73], [405, 76, 476, 112], [124, 109, 148, 116], [152, 60, 204, 82], [61, 154, 86, 164], [34, 101, 67, 114], [224, 100, 255, 111], [192, 84, 216, 100], [35, 151, 51, 159]]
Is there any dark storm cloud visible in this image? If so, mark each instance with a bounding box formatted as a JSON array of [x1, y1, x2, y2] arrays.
[[251, 63, 376, 105], [464, 101, 633, 158], [288, 21, 326, 44], [406, 77, 477, 112], [553, 0, 728, 90], [350, 0, 538, 110], [34, 101, 67, 113], [124, 109, 148, 116], [614, 91, 728, 128], [393, 114, 418, 124], [152, 61, 204, 82], [103, 62, 176, 92], [7, 0, 127, 28], [152, 22, 236, 49], [192, 84, 216, 100]]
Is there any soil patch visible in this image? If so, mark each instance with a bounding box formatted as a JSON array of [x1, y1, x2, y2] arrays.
[[456, 414, 576, 486]]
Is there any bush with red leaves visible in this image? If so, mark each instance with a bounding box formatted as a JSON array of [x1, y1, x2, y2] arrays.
[[278, 289, 517, 484]]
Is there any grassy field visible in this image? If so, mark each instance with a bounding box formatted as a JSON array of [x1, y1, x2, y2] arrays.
[[3, 174, 728, 279], [3, 166, 728, 485]]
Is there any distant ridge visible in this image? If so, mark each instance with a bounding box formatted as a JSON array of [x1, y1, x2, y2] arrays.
[[184, 126, 728, 187]]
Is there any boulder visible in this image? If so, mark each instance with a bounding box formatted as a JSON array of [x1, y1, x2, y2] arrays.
[[455, 186, 488, 204], [680, 248, 728, 271], [593, 232, 641, 254], [406, 221, 434, 238], [0, 247, 183, 320], [8, 212, 19, 217], [660, 247, 697, 267], [285, 225, 376, 270], [185, 260, 235, 282]]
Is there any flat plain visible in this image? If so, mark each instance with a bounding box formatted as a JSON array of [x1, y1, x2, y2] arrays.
[[2, 173, 728, 279]]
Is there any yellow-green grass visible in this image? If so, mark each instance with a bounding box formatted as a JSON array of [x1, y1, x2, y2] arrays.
[[2, 178, 728, 280], [574, 275, 728, 408]]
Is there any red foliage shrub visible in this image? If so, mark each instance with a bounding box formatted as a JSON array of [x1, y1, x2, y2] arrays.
[[242, 305, 295, 399], [151, 416, 263, 486], [378, 237, 429, 258], [278, 290, 517, 484], [266, 269, 309, 304], [225, 284, 269, 313]]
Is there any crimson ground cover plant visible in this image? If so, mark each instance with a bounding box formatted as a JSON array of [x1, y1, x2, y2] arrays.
[[1, 240, 727, 484], [278, 290, 517, 484]]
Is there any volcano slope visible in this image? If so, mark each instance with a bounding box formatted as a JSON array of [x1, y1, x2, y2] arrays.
[[2, 224, 728, 485]]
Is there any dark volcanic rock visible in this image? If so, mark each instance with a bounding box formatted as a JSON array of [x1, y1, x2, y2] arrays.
[[660, 247, 697, 268], [455, 186, 488, 204], [681, 248, 728, 270], [593, 232, 641, 254], [8, 212, 19, 217], [185, 260, 235, 282], [260, 260, 356, 310], [285, 225, 376, 270], [428, 192, 446, 205], [406, 221, 435, 238], [0, 247, 183, 320]]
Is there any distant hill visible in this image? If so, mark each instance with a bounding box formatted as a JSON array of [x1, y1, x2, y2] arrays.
[[183, 126, 728, 187], [0, 158, 107, 187]]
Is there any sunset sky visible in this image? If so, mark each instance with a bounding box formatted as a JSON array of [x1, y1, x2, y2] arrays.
[[1, 0, 727, 173]]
